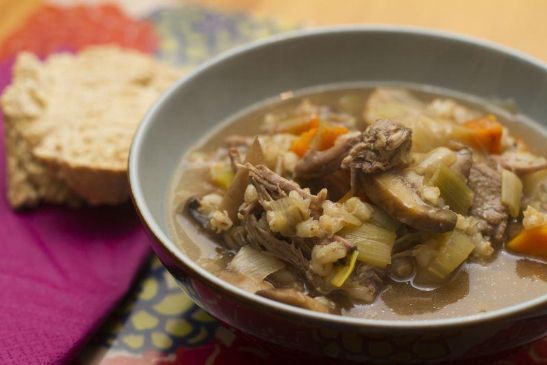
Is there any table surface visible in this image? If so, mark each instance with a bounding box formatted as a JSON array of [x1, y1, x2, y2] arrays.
[[3, 0, 547, 62]]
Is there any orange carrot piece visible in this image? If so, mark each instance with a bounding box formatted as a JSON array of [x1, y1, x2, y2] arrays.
[[312, 123, 349, 151], [507, 225, 547, 260], [290, 127, 318, 157], [463, 114, 504, 154], [290, 120, 349, 157]]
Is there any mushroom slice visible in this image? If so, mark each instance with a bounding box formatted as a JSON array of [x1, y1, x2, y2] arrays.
[[499, 151, 547, 175], [185, 196, 211, 230], [256, 288, 331, 313], [362, 171, 457, 233], [218, 270, 274, 293], [220, 166, 249, 222]]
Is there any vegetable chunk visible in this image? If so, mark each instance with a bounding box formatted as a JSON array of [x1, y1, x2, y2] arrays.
[[507, 225, 547, 260]]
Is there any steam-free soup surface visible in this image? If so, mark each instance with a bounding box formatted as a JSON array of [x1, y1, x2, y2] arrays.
[[170, 84, 547, 320]]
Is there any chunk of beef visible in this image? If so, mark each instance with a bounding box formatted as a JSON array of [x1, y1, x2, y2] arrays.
[[294, 119, 411, 181], [247, 163, 306, 200], [468, 162, 509, 243], [294, 133, 360, 179], [246, 163, 326, 216], [244, 214, 310, 269], [340, 264, 385, 303], [299, 169, 351, 201], [304, 260, 385, 304], [341, 119, 412, 174]]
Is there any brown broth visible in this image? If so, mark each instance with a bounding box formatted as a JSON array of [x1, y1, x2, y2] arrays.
[[169, 83, 547, 319]]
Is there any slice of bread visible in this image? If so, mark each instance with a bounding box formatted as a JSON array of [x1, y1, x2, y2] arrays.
[[1, 46, 183, 208]]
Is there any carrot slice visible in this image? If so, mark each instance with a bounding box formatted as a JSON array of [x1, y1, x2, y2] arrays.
[[463, 114, 504, 154], [290, 127, 318, 157], [507, 225, 547, 260], [290, 119, 349, 157], [311, 122, 349, 151]]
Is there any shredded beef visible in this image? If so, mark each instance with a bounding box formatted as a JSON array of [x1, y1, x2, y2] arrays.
[[468, 162, 509, 243]]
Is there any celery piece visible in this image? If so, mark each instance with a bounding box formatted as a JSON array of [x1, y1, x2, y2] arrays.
[[228, 245, 285, 282], [430, 164, 474, 214], [426, 230, 475, 280], [415, 147, 457, 177], [330, 250, 359, 288], [355, 240, 394, 268], [501, 169, 523, 218], [342, 223, 396, 268]]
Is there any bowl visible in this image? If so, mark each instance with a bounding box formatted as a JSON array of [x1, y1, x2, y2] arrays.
[[129, 27, 547, 363]]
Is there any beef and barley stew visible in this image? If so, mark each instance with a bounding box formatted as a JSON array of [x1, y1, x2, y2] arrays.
[[170, 86, 547, 320]]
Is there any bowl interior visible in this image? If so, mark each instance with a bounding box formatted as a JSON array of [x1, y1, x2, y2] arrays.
[[130, 27, 547, 326]]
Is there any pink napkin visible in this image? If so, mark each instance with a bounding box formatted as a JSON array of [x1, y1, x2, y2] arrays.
[[0, 59, 151, 364]]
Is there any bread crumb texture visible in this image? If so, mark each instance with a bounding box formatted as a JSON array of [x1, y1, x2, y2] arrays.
[[1, 46, 183, 208]]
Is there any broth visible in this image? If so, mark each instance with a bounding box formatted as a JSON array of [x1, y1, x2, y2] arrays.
[[169, 83, 547, 319]]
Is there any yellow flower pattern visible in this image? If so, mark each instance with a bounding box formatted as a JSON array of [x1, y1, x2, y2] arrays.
[[96, 256, 218, 353]]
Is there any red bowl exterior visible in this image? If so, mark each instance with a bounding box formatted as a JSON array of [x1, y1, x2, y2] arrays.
[[147, 227, 547, 363]]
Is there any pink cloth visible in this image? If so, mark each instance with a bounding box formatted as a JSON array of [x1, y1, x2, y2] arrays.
[[0, 59, 151, 364]]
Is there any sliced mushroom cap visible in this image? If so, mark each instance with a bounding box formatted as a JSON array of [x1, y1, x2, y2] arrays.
[[185, 196, 211, 230], [362, 171, 457, 233], [218, 270, 274, 293], [220, 166, 249, 222], [256, 288, 331, 313], [499, 151, 547, 175]]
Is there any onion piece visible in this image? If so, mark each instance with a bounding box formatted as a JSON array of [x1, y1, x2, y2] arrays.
[[227, 245, 285, 282], [501, 169, 523, 218], [522, 168, 547, 211], [245, 137, 266, 165]]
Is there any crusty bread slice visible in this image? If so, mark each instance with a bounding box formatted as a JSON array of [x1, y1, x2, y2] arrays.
[[1, 46, 183, 208]]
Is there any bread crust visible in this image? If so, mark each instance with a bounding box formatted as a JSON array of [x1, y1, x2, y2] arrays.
[[1, 47, 182, 208]]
